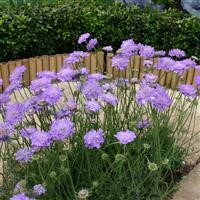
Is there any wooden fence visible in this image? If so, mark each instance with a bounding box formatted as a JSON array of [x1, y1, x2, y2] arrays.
[[0, 52, 199, 92]]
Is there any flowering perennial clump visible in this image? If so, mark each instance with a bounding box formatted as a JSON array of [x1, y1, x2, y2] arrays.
[[0, 33, 199, 200]]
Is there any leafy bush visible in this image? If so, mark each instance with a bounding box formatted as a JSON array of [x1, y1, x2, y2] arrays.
[[0, 0, 200, 62], [0, 33, 199, 199]]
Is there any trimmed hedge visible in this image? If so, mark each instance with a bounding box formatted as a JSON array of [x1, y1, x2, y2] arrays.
[[0, 0, 200, 62]]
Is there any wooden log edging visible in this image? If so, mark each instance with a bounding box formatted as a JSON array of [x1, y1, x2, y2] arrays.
[[0, 53, 199, 91]]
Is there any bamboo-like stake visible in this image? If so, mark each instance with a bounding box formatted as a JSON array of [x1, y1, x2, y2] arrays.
[[153, 57, 160, 77], [36, 57, 43, 74], [186, 67, 195, 85], [84, 53, 91, 72], [171, 73, 178, 89], [22, 59, 30, 85], [90, 53, 97, 74], [165, 72, 173, 88], [106, 53, 113, 77], [49, 56, 57, 72], [0, 65, 3, 92], [8, 61, 16, 75], [125, 58, 132, 79], [159, 70, 166, 86], [0, 63, 9, 89], [29, 58, 37, 81], [133, 56, 140, 79], [62, 54, 68, 68], [96, 51, 104, 73], [56, 54, 63, 72], [139, 57, 144, 80], [42, 55, 49, 71]]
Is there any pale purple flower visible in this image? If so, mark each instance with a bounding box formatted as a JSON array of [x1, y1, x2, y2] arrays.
[[33, 184, 46, 196], [102, 45, 113, 52], [179, 84, 197, 98], [120, 39, 138, 56], [84, 129, 104, 149], [144, 60, 153, 68], [65, 99, 77, 111], [136, 119, 150, 129], [171, 61, 187, 74], [154, 50, 166, 57], [0, 93, 10, 106], [85, 100, 101, 112], [64, 51, 89, 65], [10, 193, 35, 200], [15, 148, 33, 163], [79, 67, 89, 75], [195, 75, 200, 89], [155, 57, 175, 71], [0, 78, 3, 86], [181, 58, 197, 68], [50, 119, 75, 141], [30, 78, 51, 94], [141, 73, 158, 87], [57, 67, 77, 82], [139, 44, 155, 59], [21, 128, 37, 138], [88, 73, 105, 81], [4, 82, 22, 95], [112, 54, 129, 70], [9, 65, 26, 84], [37, 71, 57, 80], [86, 38, 98, 51], [102, 83, 116, 91], [169, 49, 186, 58], [99, 93, 118, 105], [115, 130, 136, 145], [78, 33, 90, 44], [0, 122, 14, 141]]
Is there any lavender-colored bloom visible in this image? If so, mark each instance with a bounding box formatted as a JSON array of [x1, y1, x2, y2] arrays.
[[40, 86, 62, 105], [21, 127, 37, 138], [33, 184, 46, 196], [179, 84, 197, 98], [120, 39, 138, 56], [64, 51, 89, 65], [30, 78, 51, 94], [141, 73, 158, 87], [195, 65, 200, 71], [139, 44, 155, 59], [85, 100, 101, 112], [102, 45, 113, 52], [0, 78, 3, 86], [115, 130, 136, 145], [9, 65, 26, 84], [154, 50, 166, 57], [6, 103, 24, 125], [102, 83, 116, 91], [57, 67, 77, 82], [171, 61, 188, 74], [0, 93, 10, 106], [181, 58, 197, 68], [136, 119, 150, 129], [0, 122, 14, 141], [79, 67, 89, 75], [84, 129, 104, 149], [65, 99, 77, 111], [99, 93, 118, 106], [195, 75, 200, 89], [15, 148, 33, 163], [50, 119, 75, 141], [82, 79, 103, 99], [10, 193, 35, 200], [37, 71, 57, 80], [144, 60, 153, 68], [30, 130, 51, 150], [86, 38, 98, 51], [169, 49, 186, 58], [88, 73, 105, 81], [78, 33, 90, 44], [155, 57, 175, 71], [4, 82, 22, 95], [112, 54, 129, 70]]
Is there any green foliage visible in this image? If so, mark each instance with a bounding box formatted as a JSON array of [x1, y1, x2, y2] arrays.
[[0, 1, 200, 62]]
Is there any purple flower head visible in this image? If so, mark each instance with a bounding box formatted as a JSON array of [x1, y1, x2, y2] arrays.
[[87, 38, 98, 51], [169, 48, 186, 58], [112, 54, 129, 70], [40, 86, 62, 105], [139, 44, 155, 59], [79, 67, 89, 76], [141, 73, 158, 87], [0, 78, 3, 86], [15, 148, 33, 163], [30, 130, 51, 150], [144, 60, 153, 68], [10, 193, 35, 200], [30, 78, 51, 94], [179, 84, 197, 98], [64, 51, 89, 65], [85, 100, 101, 113], [181, 58, 197, 68], [0, 122, 14, 141], [21, 128, 37, 138], [6, 103, 24, 125], [120, 39, 138, 56], [33, 184, 46, 196], [9, 65, 26, 84], [57, 67, 77, 82], [171, 61, 188, 74], [136, 119, 150, 129], [195, 75, 200, 89], [154, 50, 166, 57], [102, 45, 113, 52], [37, 71, 57, 80], [115, 130, 136, 145], [88, 73, 105, 81], [102, 83, 116, 91], [195, 65, 200, 71], [82, 79, 103, 99], [84, 129, 104, 149], [155, 57, 175, 71], [4, 82, 22, 95], [99, 93, 118, 106], [50, 119, 75, 141], [65, 99, 77, 111], [0, 93, 10, 106], [78, 33, 90, 44]]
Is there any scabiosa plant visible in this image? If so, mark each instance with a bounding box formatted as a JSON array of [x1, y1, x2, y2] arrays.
[[78, 33, 90, 44], [15, 148, 33, 163], [179, 84, 197, 98], [32, 184, 46, 196], [168, 48, 186, 58], [85, 100, 101, 113], [114, 130, 136, 145]]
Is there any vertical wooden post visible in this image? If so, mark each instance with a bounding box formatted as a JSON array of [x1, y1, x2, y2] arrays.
[[56, 54, 63, 72], [165, 72, 173, 88], [106, 53, 113, 77], [0, 63, 9, 89], [90, 53, 97, 74], [84, 54, 91, 72], [29, 58, 37, 81], [171, 73, 178, 89], [8, 61, 16, 76], [36, 57, 43, 74], [96, 51, 104, 73], [22, 59, 30, 85], [159, 70, 166, 86], [42, 55, 49, 71], [186, 68, 195, 85], [139, 57, 144, 80], [49, 56, 57, 72], [133, 56, 140, 79]]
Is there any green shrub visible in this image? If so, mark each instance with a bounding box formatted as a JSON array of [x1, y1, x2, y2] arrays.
[[0, 0, 200, 62]]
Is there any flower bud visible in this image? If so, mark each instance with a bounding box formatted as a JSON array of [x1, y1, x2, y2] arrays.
[[59, 155, 66, 162], [162, 158, 169, 165], [143, 143, 151, 149], [92, 181, 99, 188], [101, 153, 109, 161], [115, 154, 126, 162], [49, 171, 57, 178], [148, 162, 158, 171], [78, 189, 89, 199]]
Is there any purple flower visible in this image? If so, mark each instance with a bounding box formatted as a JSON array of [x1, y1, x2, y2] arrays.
[[78, 33, 90, 44], [0, 78, 3, 86], [37, 71, 57, 80], [102, 83, 116, 91], [50, 119, 75, 141], [0, 93, 10, 106], [169, 49, 186, 58], [181, 58, 197, 68], [57, 67, 77, 82], [139, 44, 155, 59], [15, 148, 33, 163], [179, 84, 197, 98], [155, 57, 175, 71], [30, 130, 51, 150], [4, 82, 22, 95], [120, 39, 138, 56], [10, 193, 35, 200], [88, 73, 105, 81], [171, 61, 187, 74], [21, 127, 37, 138], [112, 54, 129, 70], [85, 100, 101, 112], [6, 103, 24, 125], [33, 184, 46, 196], [114, 130, 136, 145], [84, 129, 104, 149], [154, 50, 166, 57], [102, 45, 113, 52], [65, 99, 77, 111], [136, 119, 150, 129], [0, 122, 14, 141], [79, 67, 89, 75], [195, 75, 200, 89], [144, 60, 153, 68], [9, 65, 26, 84], [86, 38, 98, 51], [99, 93, 118, 105], [64, 51, 89, 65], [30, 78, 51, 94], [141, 73, 158, 87]]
